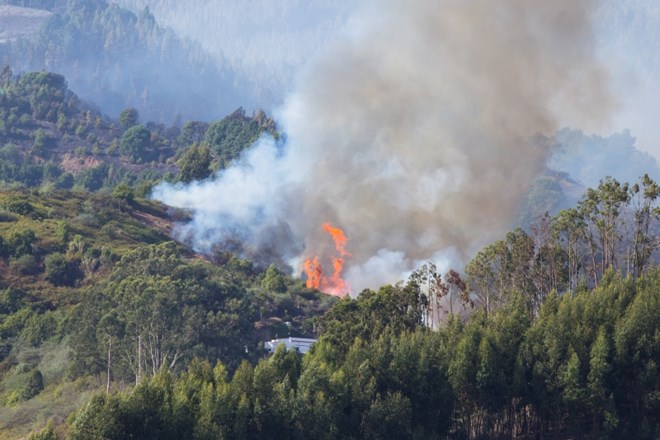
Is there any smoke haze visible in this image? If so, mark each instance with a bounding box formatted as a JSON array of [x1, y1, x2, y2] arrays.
[[154, 0, 611, 293], [114, 0, 354, 109]]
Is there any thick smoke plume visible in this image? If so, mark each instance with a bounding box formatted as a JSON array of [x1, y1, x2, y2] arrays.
[[153, 0, 610, 294]]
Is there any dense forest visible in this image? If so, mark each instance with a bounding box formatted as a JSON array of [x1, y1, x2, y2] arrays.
[[0, 190, 334, 438], [33, 173, 656, 440], [0, 0, 246, 122], [0, 63, 658, 438], [0, 65, 276, 194], [60, 268, 660, 439]]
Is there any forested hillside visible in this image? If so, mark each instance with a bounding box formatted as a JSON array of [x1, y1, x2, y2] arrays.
[[63, 269, 660, 439], [0, 0, 246, 122], [0, 65, 658, 439], [0, 66, 276, 194], [41, 174, 659, 439], [0, 190, 333, 438]]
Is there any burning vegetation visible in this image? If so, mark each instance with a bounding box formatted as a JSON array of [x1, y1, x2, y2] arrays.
[[303, 223, 351, 297]]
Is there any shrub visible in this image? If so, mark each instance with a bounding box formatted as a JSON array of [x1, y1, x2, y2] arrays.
[[0, 209, 18, 222], [45, 253, 79, 286], [21, 369, 44, 400], [10, 254, 40, 276], [120, 125, 151, 162], [19, 312, 58, 347], [3, 197, 34, 215], [9, 229, 36, 257]]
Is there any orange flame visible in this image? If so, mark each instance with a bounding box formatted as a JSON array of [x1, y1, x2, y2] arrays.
[[303, 257, 322, 289], [322, 223, 349, 257], [303, 223, 351, 297]]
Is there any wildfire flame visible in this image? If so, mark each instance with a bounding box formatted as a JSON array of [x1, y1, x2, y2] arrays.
[[303, 223, 351, 297]]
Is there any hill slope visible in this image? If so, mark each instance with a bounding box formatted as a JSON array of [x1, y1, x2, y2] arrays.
[[0, 189, 334, 438], [0, 0, 246, 123]]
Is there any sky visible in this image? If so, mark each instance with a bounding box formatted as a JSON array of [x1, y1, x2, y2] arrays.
[[595, 0, 660, 159]]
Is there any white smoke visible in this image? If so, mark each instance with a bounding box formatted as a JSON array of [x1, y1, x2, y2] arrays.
[[153, 0, 611, 295]]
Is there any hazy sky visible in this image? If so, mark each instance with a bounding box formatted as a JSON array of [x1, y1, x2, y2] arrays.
[[595, 1, 660, 159], [114, 0, 660, 160]]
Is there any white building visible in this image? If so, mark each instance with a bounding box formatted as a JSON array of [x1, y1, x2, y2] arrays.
[[264, 337, 317, 354]]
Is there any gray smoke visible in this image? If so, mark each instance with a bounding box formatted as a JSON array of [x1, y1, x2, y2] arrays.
[[153, 0, 611, 293]]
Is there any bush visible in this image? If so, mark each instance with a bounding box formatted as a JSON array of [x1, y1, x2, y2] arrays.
[[28, 421, 58, 440], [45, 253, 80, 286], [3, 197, 34, 215], [21, 369, 44, 400], [9, 229, 36, 257], [19, 312, 58, 347], [54, 173, 74, 189], [0, 287, 25, 314], [0, 209, 18, 222], [112, 183, 134, 202], [10, 254, 40, 276], [119, 107, 139, 130]]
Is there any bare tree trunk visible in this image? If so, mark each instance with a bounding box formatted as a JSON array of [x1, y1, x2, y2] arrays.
[[106, 336, 112, 394], [136, 334, 142, 385]]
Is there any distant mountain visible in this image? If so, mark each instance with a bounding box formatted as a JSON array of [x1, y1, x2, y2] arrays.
[[549, 128, 660, 188], [0, 5, 51, 43], [114, 0, 353, 109], [0, 0, 248, 124], [517, 128, 660, 228]]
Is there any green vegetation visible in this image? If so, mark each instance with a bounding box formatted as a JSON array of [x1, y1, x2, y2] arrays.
[[467, 175, 660, 317], [0, 189, 331, 438], [119, 125, 152, 162], [0, 61, 657, 438], [0, 66, 277, 195], [0, 0, 241, 123], [177, 143, 212, 183], [205, 108, 276, 169], [0, 175, 650, 439], [63, 268, 660, 439]]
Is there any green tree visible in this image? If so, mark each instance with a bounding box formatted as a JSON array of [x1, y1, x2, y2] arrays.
[[588, 327, 618, 434], [552, 207, 585, 292], [177, 143, 212, 183], [68, 395, 124, 440], [178, 120, 208, 145], [120, 125, 151, 162], [98, 311, 125, 394], [32, 128, 49, 154], [362, 392, 412, 439], [204, 110, 263, 168], [112, 183, 135, 210], [56, 220, 71, 244], [579, 177, 630, 284], [261, 264, 287, 294], [629, 174, 660, 277], [9, 229, 36, 257], [119, 107, 139, 130]]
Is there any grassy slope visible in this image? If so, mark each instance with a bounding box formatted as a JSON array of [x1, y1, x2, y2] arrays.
[[0, 190, 174, 437], [0, 189, 334, 438]]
